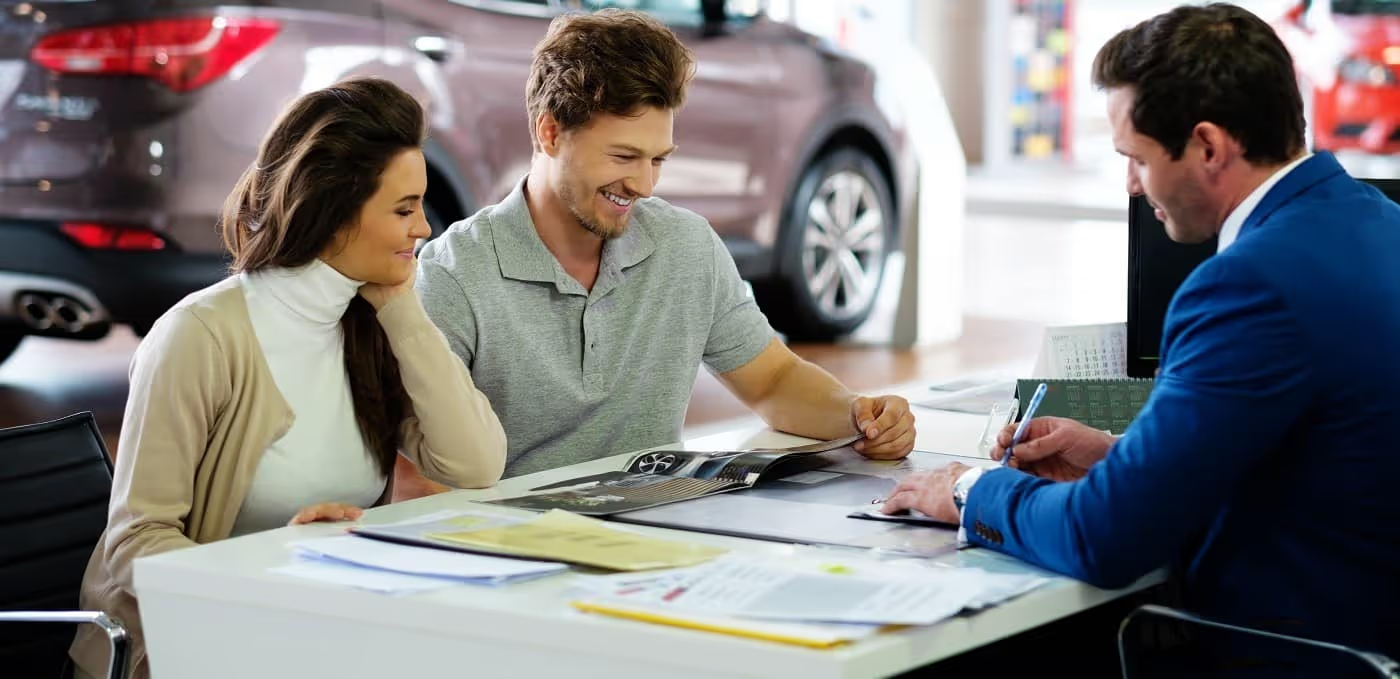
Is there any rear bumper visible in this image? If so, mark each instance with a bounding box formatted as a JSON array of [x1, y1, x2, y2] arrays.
[[0, 219, 227, 336]]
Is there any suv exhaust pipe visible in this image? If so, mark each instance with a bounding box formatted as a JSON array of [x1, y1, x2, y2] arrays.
[[17, 292, 100, 334], [1, 275, 112, 341], [17, 293, 54, 330]]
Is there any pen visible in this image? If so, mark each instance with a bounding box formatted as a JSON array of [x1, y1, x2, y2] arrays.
[[1005, 382, 1048, 467]]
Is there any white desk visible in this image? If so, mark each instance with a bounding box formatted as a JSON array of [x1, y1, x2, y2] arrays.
[[135, 407, 1159, 679]]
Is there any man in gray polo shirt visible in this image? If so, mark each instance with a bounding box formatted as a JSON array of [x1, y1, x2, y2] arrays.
[[416, 9, 915, 478]]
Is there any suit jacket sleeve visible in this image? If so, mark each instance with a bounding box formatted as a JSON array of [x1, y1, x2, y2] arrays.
[[963, 256, 1313, 588]]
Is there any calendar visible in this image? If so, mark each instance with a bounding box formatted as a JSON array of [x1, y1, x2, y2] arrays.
[[1032, 323, 1128, 379]]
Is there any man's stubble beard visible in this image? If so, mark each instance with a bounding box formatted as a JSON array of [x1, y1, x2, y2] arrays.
[[560, 178, 626, 240]]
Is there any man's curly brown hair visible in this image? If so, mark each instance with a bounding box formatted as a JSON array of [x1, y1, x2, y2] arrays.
[[526, 9, 695, 149]]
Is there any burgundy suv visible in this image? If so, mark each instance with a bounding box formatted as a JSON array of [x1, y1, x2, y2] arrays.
[[0, 0, 915, 367]]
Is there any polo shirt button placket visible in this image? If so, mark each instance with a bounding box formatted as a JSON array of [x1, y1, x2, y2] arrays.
[[582, 303, 600, 385]]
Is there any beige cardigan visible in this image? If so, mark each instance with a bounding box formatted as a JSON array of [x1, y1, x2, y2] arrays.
[[69, 277, 507, 678]]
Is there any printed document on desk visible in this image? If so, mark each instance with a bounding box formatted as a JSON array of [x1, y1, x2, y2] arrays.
[[569, 562, 884, 649], [422, 509, 727, 571], [575, 554, 1049, 626], [350, 509, 724, 571]]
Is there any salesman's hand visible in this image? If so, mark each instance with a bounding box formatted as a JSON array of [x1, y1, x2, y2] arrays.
[[851, 395, 915, 460], [880, 463, 970, 524], [992, 416, 1114, 482], [359, 259, 418, 311], [288, 502, 364, 526]]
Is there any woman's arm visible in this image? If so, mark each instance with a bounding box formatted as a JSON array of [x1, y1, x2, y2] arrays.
[[375, 292, 507, 488], [104, 308, 229, 591]]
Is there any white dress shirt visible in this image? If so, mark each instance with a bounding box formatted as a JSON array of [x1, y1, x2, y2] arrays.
[[1217, 153, 1312, 252], [229, 260, 387, 536]]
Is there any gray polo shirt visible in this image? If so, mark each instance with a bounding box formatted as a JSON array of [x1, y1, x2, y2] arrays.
[[416, 178, 774, 478]]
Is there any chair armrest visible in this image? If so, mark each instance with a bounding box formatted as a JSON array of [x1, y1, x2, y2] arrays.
[[1117, 604, 1399, 679], [0, 610, 130, 679]]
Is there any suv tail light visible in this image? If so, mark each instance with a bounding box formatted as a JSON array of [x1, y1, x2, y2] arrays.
[[30, 17, 279, 93], [61, 223, 167, 251]]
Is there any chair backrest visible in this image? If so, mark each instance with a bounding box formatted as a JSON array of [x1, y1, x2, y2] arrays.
[[0, 412, 114, 677]]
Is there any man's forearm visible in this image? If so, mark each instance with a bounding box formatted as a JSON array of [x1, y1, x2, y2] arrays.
[[749, 359, 858, 440]]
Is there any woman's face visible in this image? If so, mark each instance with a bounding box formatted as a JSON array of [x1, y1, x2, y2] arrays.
[[321, 149, 431, 285]]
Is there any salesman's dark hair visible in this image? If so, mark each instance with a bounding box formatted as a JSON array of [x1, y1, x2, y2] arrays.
[[1092, 3, 1306, 165]]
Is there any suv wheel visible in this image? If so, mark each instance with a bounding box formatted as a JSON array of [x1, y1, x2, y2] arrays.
[[0, 328, 25, 368], [755, 147, 893, 341]]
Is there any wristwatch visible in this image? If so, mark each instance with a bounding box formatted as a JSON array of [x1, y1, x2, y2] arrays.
[[952, 466, 985, 516]]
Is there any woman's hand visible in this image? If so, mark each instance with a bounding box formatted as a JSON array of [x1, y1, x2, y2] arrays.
[[359, 259, 418, 311], [287, 502, 364, 526]]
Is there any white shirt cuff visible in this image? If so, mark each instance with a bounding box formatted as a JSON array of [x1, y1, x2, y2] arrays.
[[954, 466, 985, 547]]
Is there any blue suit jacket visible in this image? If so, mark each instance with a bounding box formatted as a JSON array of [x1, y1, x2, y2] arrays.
[[965, 153, 1400, 665]]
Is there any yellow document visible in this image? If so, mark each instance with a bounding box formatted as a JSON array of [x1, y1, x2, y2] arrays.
[[569, 601, 881, 649], [426, 510, 726, 571]]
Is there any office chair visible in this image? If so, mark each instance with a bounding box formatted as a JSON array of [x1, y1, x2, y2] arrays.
[[0, 412, 129, 679], [1118, 604, 1399, 678]]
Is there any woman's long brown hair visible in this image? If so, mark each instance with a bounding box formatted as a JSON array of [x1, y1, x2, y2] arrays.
[[218, 77, 424, 477]]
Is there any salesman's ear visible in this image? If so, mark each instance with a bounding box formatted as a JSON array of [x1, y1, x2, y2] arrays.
[[536, 113, 563, 157]]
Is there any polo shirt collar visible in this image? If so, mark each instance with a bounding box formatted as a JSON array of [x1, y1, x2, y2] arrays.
[[491, 177, 560, 285], [491, 176, 657, 294]]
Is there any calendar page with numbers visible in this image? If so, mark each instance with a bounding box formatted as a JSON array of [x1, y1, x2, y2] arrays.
[[1032, 323, 1128, 379]]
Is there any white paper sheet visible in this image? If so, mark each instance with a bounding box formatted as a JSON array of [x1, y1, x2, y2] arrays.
[[621, 555, 1048, 626], [294, 535, 569, 582], [270, 558, 463, 595]]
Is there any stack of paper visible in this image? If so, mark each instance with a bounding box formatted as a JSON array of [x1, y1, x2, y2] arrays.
[[570, 568, 884, 649], [273, 560, 467, 595], [271, 533, 569, 594], [571, 554, 1048, 646], [572, 600, 885, 649]]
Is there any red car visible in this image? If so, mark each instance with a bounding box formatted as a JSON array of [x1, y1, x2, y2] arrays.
[[1276, 0, 1400, 154]]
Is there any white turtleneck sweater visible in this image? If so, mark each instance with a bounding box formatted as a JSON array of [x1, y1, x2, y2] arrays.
[[229, 260, 387, 536]]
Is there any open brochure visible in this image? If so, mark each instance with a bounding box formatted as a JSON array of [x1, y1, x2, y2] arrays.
[[482, 434, 863, 516]]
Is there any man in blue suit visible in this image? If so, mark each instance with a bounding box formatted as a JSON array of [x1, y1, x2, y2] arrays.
[[883, 3, 1400, 675]]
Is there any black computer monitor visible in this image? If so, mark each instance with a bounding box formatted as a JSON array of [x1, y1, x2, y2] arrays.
[[1126, 178, 1400, 378]]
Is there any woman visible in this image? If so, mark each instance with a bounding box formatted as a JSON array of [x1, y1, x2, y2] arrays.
[[68, 77, 507, 679]]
